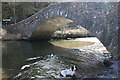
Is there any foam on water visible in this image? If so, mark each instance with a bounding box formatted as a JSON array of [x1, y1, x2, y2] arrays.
[[26, 57, 41, 61]]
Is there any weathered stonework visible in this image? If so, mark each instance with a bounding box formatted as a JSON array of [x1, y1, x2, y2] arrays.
[[3, 2, 119, 59]]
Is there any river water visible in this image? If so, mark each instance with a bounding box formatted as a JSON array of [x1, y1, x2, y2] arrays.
[[2, 38, 108, 79]]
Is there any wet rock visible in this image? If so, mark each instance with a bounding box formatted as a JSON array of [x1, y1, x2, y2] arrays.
[[103, 60, 113, 67], [80, 60, 119, 79], [103, 53, 112, 59]]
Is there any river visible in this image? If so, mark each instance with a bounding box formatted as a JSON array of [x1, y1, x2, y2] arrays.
[[1, 37, 113, 79]]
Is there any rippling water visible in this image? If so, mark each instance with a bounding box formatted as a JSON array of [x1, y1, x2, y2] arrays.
[[2, 39, 107, 79]]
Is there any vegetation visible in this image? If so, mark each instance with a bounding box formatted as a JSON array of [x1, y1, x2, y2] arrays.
[[2, 2, 53, 25]]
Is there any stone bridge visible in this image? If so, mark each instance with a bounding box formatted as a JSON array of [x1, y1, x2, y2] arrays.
[[3, 2, 119, 59]]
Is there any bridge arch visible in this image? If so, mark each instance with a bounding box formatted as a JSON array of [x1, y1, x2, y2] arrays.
[[4, 2, 118, 58], [30, 17, 76, 40]]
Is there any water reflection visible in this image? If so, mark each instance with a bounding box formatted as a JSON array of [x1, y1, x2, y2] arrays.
[[2, 41, 54, 79], [2, 40, 106, 79]]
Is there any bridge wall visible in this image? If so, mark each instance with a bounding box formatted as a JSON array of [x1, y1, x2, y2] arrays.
[[3, 2, 119, 58]]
